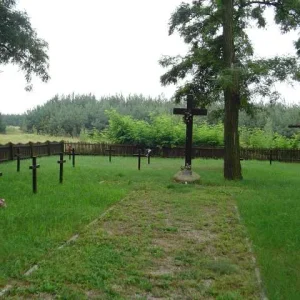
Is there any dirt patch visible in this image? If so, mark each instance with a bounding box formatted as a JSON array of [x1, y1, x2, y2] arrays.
[[148, 257, 177, 277], [180, 229, 218, 243]]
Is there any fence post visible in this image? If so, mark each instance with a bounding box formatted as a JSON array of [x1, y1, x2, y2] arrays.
[[47, 140, 51, 156], [29, 142, 34, 157], [60, 140, 64, 154], [9, 142, 14, 160]]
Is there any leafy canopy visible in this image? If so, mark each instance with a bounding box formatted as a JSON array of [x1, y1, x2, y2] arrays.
[[160, 0, 300, 105], [0, 0, 50, 90]]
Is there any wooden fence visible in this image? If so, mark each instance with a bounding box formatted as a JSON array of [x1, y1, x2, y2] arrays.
[[64, 142, 300, 162], [0, 141, 64, 162], [64, 142, 225, 159], [1, 141, 300, 162], [240, 148, 300, 162], [64, 142, 137, 156]]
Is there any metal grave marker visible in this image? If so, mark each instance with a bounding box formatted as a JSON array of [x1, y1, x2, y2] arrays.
[[146, 148, 152, 165], [29, 156, 40, 193], [105, 146, 115, 162], [67, 145, 72, 160], [133, 149, 142, 170], [72, 148, 76, 167], [15, 147, 21, 172], [57, 152, 66, 183]]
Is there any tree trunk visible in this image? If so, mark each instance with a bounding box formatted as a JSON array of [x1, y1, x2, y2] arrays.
[[222, 0, 242, 180]]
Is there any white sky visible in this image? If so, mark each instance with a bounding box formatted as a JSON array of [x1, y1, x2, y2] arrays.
[[1, 0, 300, 114]]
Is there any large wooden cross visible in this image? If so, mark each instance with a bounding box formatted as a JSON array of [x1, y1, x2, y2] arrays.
[[173, 95, 207, 170]]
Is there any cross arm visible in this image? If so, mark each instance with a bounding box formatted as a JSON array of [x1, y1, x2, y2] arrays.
[[29, 164, 40, 170], [192, 108, 207, 116], [173, 108, 207, 116], [57, 160, 66, 163]]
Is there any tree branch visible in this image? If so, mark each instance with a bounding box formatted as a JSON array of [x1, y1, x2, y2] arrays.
[[0, 43, 13, 54], [239, 1, 280, 8]]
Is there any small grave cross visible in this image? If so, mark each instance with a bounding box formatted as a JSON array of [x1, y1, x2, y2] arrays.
[[146, 148, 152, 165], [72, 148, 76, 167], [29, 156, 40, 193], [15, 147, 21, 172], [173, 94, 207, 170], [133, 149, 142, 170], [105, 146, 115, 163], [67, 145, 72, 160], [57, 152, 66, 183]]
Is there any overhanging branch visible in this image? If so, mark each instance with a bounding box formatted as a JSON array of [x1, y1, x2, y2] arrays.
[[239, 1, 280, 8]]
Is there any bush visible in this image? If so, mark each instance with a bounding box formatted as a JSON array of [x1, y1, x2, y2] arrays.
[[89, 111, 299, 149]]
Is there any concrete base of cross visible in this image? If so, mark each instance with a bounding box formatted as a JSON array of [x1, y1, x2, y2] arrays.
[[173, 169, 200, 183]]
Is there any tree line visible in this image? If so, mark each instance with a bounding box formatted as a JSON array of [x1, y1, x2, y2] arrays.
[[2, 94, 174, 136], [1, 93, 300, 148]]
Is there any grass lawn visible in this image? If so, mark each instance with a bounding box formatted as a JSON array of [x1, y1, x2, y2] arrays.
[[0, 156, 299, 299], [235, 162, 300, 300], [0, 126, 78, 144]]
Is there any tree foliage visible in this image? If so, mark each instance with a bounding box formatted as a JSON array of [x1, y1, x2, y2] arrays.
[[0, 0, 50, 90], [160, 1, 300, 104], [3, 93, 300, 144], [21, 94, 173, 137], [208, 101, 300, 137], [101, 110, 299, 149], [160, 0, 300, 179]]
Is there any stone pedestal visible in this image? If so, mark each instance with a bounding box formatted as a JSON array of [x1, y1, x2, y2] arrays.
[[173, 168, 200, 183]]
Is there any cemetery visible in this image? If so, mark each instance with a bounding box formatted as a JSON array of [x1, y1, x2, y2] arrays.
[[1, 125, 300, 298], [0, 99, 300, 298], [1, 0, 300, 299], [1, 103, 300, 299]]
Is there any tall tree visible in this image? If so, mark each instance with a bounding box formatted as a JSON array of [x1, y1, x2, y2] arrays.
[[222, 0, 242, 179], [0, 0, 50, 90], [160, 0, 300, 180]]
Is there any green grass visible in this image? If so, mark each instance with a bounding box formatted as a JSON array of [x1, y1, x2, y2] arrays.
[[234, 161, 300, 300], [0, 156, 128, 285], [0, 126, 78, 144], [0, 157, 300, 299]]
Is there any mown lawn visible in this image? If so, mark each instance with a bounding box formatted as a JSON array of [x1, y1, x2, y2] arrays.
[[234, 161, 300, 300], [0, 156, 299, 299]]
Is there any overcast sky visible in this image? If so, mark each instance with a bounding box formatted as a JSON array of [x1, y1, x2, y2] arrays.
[[1, 0, 300, 114]]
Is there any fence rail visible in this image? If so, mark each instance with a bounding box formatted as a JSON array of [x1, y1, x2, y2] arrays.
[[63, 142, 225, 158], [0, 141, 64, 162], [1, 141, 300, 163], [64, 142, 300, 162]]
